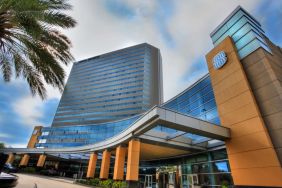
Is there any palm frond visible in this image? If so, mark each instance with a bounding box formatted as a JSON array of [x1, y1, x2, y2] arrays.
[[0, 0, 76, 99], [0, 57, 12, 81]]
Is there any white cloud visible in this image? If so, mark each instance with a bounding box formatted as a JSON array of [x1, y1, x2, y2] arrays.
[[10, 82, 61, 128], [6, 143, 27, 148], [0, 133, 12, 139], [8, 72, 63, 129], [12, 95, 44, 127]]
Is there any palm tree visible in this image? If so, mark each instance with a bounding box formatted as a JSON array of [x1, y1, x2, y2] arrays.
[[0, 142, 5, 149], [0, 0, 76, 99]]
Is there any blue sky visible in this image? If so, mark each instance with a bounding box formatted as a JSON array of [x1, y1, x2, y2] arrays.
[[0, 0, 281, 147]]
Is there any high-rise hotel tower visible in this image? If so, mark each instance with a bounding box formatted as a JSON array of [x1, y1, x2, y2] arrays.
[[52, 43, 163, 127], [32, 43, 163, 148]]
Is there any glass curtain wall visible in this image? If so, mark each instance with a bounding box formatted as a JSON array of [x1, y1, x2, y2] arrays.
[[139, 149, 232, 188]]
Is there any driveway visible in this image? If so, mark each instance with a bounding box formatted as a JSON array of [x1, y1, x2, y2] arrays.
[[14, 173, 88, 188]]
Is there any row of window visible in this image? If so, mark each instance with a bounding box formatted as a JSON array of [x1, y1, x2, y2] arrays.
[[65, 71, 144, 92], [74, 46, 148, 70], [71, 55, 145, 79], [60, 89, 144, 108], [53, 110, 142, 123], [69, 69, 144, 90], [55, 105, 143, 120], [56, 101, 144, 117], [63, 78, 143, 95], [72, 52, 146, 75], [74, 45, 152, 71], [47, 115, 140, 132], [70, 60, 145, 84], [57, 98, 146, 114], [61, 84, 144, 104], [58, 95, 144, 111]]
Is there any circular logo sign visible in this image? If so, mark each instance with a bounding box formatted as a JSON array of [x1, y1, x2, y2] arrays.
[[213, 51, 227, 70]]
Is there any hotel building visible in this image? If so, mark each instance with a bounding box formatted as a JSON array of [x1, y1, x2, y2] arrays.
[[2, 6, 282, 188], [41, 43, 163, 148]]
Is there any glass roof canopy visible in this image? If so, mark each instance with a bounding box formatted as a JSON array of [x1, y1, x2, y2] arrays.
[[149, 74, 223, 149], [137, 106, 227, 153]]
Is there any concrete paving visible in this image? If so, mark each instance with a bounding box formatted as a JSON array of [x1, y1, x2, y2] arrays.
[[14, 173, 87, 188]]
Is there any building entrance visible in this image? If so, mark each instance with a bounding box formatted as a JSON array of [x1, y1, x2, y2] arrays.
[[156, 166, 180, 188], [145, 175, 153, 188], [181, 174, 198, 188]]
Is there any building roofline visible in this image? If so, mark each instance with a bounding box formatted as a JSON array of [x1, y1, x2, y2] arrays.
[[210, 5, 261, 37], [75, 43, 159, 64]]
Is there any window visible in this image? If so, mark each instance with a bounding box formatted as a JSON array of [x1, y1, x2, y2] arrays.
[[214, 161, 229, 173], [42, 132, 49, 136], [39, 139, 47, 143]]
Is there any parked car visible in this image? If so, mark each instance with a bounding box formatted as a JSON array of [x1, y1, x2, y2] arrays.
[[0, 172, 18, 187], [3, 163, 18, 173]]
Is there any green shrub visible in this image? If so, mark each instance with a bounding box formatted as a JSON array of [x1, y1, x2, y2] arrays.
[[21, 167, 36, 173], [221, 180, 229, 188], [112, 181, 127, 188], [90, 178, 100, 186], [99, 179, 113, 188], [77, 178, 98, 186], [77, 179, 86, 184], [77, 178, 127, 188], [112, 181, 121, 188]]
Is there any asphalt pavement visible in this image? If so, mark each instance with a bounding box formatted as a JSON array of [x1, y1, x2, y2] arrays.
[[14, 173, 87, 188]]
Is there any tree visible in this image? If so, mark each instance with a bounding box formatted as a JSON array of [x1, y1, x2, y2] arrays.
[[0, 143, 5, 149], [0, 0, 76, 99]]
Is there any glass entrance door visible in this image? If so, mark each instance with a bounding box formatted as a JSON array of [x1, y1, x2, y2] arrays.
[[156, 165, 178, 188], [158, 172, 168, 188], [182, 174, 189, 188], [168, 172, 175, 188], [145, 175, 153, 188], [181, 174, 196, 188]]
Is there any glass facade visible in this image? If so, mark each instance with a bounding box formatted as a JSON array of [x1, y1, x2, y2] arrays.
[[154, 74, 220, 143], [37, 114, 141, 148], [52, 43, 162, 127], [210, 6, 271, 59], [138, 149, 232, 188], [162, 75, 219, 125]]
